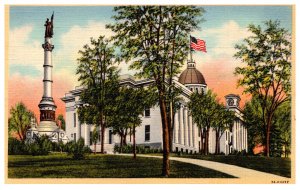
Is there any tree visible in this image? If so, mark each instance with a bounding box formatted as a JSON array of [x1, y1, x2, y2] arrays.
[[243, 96, 291, 157], [271, 100, 291, 157], [76, 36, 120, 153], [278, 101, 291, 158], [108, 87, 156, 158], [243, 96, 265, 154], [91, 128, 99, 154], [107, 5, 205, 177], [213, 105, 235, 155], [188, 90, 219, 155], [234, 20, 291, 157], [56, 114, 66, 131], [8, 102, 34, 141]]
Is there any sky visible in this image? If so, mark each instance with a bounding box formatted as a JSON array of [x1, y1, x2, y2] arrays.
[[8, 5, 293, 120]]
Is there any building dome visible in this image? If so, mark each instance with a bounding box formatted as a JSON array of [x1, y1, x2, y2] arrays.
[[178, 64, 206, 85]]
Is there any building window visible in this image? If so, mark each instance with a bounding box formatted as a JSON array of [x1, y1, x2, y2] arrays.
[[109, 130, 113, 144], [90, 131, 92, 145], [201, 88, 204, 94], [73, 113, 76, 127], [226, 131, 228, 141], [74, 133, 76, 142], [145, 108, 150, 117], [145, 125, 150, 141]]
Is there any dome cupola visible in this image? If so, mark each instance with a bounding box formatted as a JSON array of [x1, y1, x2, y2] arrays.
[[178, 61, 207, 93]]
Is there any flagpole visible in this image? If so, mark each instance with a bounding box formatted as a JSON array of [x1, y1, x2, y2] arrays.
[[189, 35, 193, 62]]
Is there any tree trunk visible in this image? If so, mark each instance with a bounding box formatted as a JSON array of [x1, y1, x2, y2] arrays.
[[159, 95, 170, 177], [266, 119, 271, 157], [100, 111, 105, 154], [94, 143, 96, 154], [205, 128, 210, 155], [168, 108, 175, 152], [120, 134, 123, 153], [215, 130, 219, 155], [200, 130, 204, 154], [124, 128, 128, 145], [133, 125, 136, 159]]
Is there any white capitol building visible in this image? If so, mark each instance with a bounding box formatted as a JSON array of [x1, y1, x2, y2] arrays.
[[26, 13, 248, 155], [62, 61, 248, 155]]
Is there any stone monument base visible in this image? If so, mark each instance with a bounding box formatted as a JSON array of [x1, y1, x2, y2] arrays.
[[38, 121, 59, 136]]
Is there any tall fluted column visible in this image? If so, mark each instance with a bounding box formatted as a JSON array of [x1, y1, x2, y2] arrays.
[[179, 105, 184, 144], [184, 108, 188, 146], [76, 111, 81, 141], [174, 111, 179, 144], [188, 114, 192, 147], [84, 124, 90, 146]]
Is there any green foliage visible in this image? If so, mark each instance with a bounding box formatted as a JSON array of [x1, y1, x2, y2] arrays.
[[76, 36, 120, 125], [234, 20, 292, 156], [76, 35, 120, 153], [187, 90, 219, 154], [8, 137, 27, 155], [108, 87, 156, 141], [26, 135, 52, 156], [56, 114, 66, 131], [270, 100, 291, 157], [243, 97, 291, 157], [66, 138, 91, 160], [113, 144, 163, 154], [234, 20, 291, 97], [243, 96, 265, 154], [8, 102, 34, 141], [108, 6, 205, 175], [91, 128, 99, 145]]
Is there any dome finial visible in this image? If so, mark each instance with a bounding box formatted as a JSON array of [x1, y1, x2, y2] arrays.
[[187, 60, 195, 68]]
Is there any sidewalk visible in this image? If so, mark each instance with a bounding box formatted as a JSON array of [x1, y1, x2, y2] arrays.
[[118, 154, 289, 180]]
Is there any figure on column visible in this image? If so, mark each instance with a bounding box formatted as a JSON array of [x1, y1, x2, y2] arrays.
[[44, 12, 54, 38]]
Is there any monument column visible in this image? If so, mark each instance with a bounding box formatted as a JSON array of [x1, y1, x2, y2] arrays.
[[38, 13, 59, 135]]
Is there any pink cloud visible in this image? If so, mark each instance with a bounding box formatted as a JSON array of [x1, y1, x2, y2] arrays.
[[198, 58, 251, 107], [7, 74, 72, 123]]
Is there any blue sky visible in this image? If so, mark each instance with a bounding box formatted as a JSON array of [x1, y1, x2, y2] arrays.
[[9, 5, 293, 80]]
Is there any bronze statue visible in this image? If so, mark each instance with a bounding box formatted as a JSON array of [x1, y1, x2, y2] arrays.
[[44, 12, 54, 38]]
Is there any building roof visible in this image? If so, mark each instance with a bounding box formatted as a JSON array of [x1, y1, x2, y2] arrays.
[[178, 67, 206, 85]]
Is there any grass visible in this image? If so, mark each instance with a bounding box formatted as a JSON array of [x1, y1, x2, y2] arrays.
[[168, 153, 291, 178], [8, 153, 235, 178]]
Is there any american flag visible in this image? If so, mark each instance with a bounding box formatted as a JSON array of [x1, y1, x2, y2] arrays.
[[190, 35, 207, 53]]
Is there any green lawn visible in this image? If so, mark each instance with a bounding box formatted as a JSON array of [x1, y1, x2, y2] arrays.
[[8, 153, 235, 178], [170, 154, 291, 178]]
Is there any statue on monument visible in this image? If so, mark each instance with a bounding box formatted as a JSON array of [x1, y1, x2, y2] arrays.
[[44, 12, 54, 38]]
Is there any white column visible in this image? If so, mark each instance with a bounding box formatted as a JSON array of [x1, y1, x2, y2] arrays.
[[84, 124, 90, 146], [43, 38, 53, 98], [174, 111, 179, 144], [179, 106, 184, 145], [193, 123, 197, 148], [76, 112, 81, 141], [244, 126, 246, 150], [184, 108, 188, 146], [245, 128, 248, 152], [188, 114, 192, 147]]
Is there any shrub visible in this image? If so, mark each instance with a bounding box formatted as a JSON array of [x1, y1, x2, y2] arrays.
[[66, 138, 91, 160], [8, 138, 26, 155], [26, 135, 52, 156]]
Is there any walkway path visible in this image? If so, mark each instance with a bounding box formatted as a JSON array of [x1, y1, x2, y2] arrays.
[[118, 154, 289, 180]]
